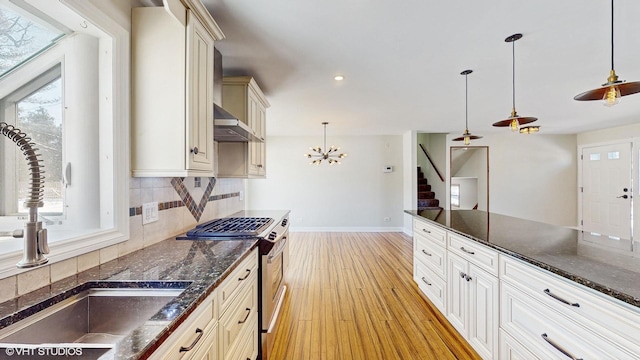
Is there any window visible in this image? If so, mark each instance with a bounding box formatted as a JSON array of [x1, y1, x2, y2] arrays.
[[0, 2, 65, 77], [451, 184, 460, 207], [3, 66, 62, 214], [0, 0, 129, 276]]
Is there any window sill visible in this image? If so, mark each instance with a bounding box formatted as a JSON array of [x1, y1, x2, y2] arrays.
[[0, 227, 127, 279]]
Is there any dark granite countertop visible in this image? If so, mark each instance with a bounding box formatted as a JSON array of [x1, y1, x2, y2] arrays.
[[0, 210, 290, 359], [405, 209, 640, 309]]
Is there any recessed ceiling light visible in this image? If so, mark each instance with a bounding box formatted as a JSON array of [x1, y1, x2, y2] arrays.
[[334, 75, 345, 81]]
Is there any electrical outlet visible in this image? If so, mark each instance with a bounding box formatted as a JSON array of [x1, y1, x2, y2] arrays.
[[142, 202, 159, 225], [239, 190, 244, 201], [383, 217, 390, 222]]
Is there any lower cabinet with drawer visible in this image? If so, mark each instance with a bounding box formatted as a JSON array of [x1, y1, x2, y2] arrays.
[[446, 251, 499, 360], [499, 255, 640, 360], [149, 288, 218, 360], [413, 219, 499, 359], [412, 216, 640, 360], [150, 249, 259, 360]]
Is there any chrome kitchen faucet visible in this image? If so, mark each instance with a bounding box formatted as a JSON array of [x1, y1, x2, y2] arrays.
[[0, 122, 49, 268]]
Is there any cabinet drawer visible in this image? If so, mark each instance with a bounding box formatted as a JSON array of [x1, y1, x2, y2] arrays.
[[501, 282, 637, 360], [447, 233, 498, 276], [414, 260, 446, 314], [499, 328, 538, 360], [414, 232, 447, 279], [227, 316, 259, 360], [500, 255, 640, 350], [153, 291, 216, 360], [219, 249, 258, 315], [219, 273, 258, 360], [413, 219, 446, 247]]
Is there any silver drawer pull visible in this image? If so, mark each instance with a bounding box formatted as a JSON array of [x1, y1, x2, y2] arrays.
[[421, 249, 432, 256], [179, 328, 203, 352], [238, 269, 251, 281], [544, 289, 580, 307], [460, 271, 466, 278], [422, 228, 431, 234], [421, 277, 432, 286], [541, 333, 583, 360], [460, 246, 475, 255], [238, 308, 251, 324]]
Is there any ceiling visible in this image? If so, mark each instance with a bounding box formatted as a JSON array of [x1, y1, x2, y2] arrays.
[[202, 0, 640, 137]]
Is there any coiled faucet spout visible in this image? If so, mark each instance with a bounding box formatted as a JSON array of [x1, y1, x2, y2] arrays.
[[0, 122, 49, 268]]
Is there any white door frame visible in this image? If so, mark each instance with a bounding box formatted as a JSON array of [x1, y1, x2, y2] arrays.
[[577, 138, 639, 241]]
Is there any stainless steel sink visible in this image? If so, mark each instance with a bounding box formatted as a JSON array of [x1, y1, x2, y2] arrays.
[[0, 287, 184, 358]]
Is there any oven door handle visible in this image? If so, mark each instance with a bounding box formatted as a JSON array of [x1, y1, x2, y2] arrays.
[[267, 235, 288, 264]]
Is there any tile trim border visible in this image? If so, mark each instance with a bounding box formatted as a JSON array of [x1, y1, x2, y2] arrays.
[[129, 176, 240, 221]]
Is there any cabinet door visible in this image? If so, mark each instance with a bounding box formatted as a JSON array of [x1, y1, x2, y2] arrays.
[[248, 90, 261, 175], [186, 11, 214, 171], [257, 104, 266, 176], [468, 263, 499, 359], [446, 252, 468, 337], [500, 329, 538, 360]]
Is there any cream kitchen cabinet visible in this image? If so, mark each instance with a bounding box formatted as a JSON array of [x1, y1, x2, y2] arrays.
[[218, 249, 259, 360], [413, 219, 448, 314], [150, 288, 218, 360], [499, 255, 640, 360], [218, 76, 270, 178], [132, 3, 223, 177], [150, 249, 258, 360], [412, 218, 498, 360], [446, 251, 499, 360]]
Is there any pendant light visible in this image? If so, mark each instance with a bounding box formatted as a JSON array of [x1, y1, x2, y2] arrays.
[[453, 70, 482, 145], [574, 0, 640, 106], [519, 126, 540, 134], [304, 122, 347, 165], [492, 33, 537, 132]]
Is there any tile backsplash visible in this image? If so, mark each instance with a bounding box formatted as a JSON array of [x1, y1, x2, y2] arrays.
[[0, 176, 245, 302]]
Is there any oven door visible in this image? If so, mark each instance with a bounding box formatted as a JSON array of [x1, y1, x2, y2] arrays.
[[261, 233, 288, 359]]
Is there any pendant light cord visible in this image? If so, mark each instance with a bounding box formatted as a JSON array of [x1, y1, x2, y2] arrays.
[[611, 0, 615, 70], [512, 39, 516, 110], [465, 73, 469, 129]]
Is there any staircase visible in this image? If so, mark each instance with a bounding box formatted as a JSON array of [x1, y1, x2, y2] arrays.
[[417, 167, 442, 210]]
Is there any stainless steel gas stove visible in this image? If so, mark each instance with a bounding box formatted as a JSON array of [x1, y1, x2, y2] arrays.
[[177, 212, 290, 360]]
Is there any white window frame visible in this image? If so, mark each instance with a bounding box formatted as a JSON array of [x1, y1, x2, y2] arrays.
[[0, 0, 129, 278]]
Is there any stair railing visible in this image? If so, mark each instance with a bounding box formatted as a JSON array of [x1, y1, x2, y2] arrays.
[[419, 144, 444, 182]]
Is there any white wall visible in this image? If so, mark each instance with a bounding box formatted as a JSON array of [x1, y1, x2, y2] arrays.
[[445, 133, 578, 227], [247, 135, 404, 231], [403, 131, 417, 234]]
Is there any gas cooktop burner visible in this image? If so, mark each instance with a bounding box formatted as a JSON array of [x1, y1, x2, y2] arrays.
[[185, 217, 274, 238]]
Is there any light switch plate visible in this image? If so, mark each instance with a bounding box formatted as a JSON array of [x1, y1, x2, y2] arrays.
[[142, 202, 159, 225]]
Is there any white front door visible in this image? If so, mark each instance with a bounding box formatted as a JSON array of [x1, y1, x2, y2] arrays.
[[581, 142, 632, 239]]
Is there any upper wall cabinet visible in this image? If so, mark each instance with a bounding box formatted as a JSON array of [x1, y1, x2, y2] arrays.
[[218, 76, 270, 178], [131, 1, 224, 177]]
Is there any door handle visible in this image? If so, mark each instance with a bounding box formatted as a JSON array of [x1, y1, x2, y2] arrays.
[[617, 194, 629, 199]]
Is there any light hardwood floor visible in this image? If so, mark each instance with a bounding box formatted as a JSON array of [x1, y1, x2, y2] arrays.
[[271, 232, 480, 360]]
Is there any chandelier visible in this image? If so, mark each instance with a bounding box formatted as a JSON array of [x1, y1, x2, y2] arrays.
[[304, 122, 347, 165]]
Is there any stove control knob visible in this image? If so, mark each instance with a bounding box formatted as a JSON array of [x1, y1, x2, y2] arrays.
[[281, 219, 288, 226], [268, 232, 277, 240]]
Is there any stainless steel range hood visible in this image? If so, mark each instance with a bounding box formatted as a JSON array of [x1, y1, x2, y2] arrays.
[[213, 48, 263, 143], [214, 104, 263, 142]]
